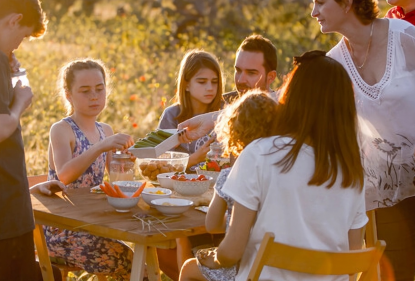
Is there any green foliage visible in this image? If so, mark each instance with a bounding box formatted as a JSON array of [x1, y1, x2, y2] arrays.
[[19, 0, 387, 175]]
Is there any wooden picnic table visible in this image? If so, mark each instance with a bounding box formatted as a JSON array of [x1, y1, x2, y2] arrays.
[[31, 184, 208, 281]]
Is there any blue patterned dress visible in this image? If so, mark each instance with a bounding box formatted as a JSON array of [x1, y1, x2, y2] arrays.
[[45, 117, 133, 279]]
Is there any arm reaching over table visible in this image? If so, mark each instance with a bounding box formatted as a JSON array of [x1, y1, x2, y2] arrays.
[[178, 111, 219, 143], [29, 180, 68, 196]]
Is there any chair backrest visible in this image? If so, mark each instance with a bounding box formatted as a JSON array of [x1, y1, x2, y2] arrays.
[[28, 174, 48, 188], [247, 232, 386, 281]]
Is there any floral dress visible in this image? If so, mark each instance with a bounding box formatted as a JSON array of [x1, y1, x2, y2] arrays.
[[196, 168, 238, 281], [46, 117, 133, 279], [328, 19, 415, 210]]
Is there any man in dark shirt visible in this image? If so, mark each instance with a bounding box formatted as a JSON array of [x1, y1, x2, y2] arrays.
[[0, 1, 48, 279], [223, 34, 278, 103]]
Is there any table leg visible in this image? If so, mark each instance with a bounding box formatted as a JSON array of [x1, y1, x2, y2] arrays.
[[33, 224, 55, 281], [146, 246, 161, 281], [131, 244, 147, 281]]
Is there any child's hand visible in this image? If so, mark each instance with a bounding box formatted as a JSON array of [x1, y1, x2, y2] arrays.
[[197, 248, 221, 269], [13, 81, 33, 111], [30, 180, 68, 196], [191, 135, 216, 164], [120, 149, 136, 162], [9, 53, 21, 73], [102, 133, 134, 152]]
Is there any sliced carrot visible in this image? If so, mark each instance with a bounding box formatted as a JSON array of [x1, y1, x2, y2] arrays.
[[113, 184, 129, 198], [104, 181, 118, 197], [131, 182, 147, 198], [99, 184, 113, 196]]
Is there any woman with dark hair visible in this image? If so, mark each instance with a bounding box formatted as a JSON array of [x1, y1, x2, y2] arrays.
[[192, 51, 367, 281], [311, 0, 415, 279]]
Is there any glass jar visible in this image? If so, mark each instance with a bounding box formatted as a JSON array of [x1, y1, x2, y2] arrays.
[[205, 142, 230, 172], [12, 68, 30, 87], [109, 153, 135, 182]]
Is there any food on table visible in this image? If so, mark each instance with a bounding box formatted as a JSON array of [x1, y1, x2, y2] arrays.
[[99, 181, 146, 198], [133, 129, 174, 148], [199, 141, 231, 172], [138, 160, 185, 182], [162, 202, 177, 206], [170, 174, 208, 181], [148, 190, 166, 194]]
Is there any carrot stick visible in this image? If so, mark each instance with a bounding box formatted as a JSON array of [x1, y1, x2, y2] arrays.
[[104, 182, 118, 197], [131, 182, 147, 198], [99, 184, 113, 197], [113, 184, 128, 198]]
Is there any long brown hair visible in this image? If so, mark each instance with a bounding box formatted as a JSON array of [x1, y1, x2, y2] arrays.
[[273, 50, 363, 189], [175, 49, 224, 123]]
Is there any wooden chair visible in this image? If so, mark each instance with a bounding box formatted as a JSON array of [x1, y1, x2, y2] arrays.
[[247, 232, 386, 281], [28, 175, 109, 281]]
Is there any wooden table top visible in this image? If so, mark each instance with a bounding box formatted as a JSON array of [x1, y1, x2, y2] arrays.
[[31, 186, 208, 246]]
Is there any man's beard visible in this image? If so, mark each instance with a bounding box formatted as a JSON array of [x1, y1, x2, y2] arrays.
[[236, 76, 267, 94]]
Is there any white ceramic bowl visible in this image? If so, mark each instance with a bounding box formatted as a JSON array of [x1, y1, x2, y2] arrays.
[[195, 167, 221, 183], [156, 172, 176, 189], [172, 174, 213, 196], [136, 151, 189, 183], [141, 187, 172, 205], [106, 185, 140, 212], [112, 181, 143, 188], [151, 198, 193, 216]]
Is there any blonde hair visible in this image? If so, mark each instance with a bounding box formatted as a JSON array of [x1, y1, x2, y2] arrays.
[[215, 89, 278, 157], [57, 58, 111, 116], [175, 49, 224, 123]]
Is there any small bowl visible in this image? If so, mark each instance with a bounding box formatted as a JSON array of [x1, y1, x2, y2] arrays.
[[173, 175, 213, 196], [151, 198, 193, 216], [141, 187, 172, 205], [157, 172, 177, 189], [106, 185, 140, 212]]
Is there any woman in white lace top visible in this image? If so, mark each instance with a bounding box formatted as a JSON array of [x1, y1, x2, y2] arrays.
[[311, 0, 415, 280]]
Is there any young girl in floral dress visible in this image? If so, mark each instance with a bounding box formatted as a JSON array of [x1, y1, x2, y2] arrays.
[[179, 90, 278, 281], [46, 58, 135, 279]]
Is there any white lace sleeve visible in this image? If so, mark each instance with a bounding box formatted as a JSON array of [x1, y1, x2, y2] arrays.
[[400, 23, 415, 72]]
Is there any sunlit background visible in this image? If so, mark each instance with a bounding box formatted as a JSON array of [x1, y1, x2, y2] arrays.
[[18, 0, 390, 177]]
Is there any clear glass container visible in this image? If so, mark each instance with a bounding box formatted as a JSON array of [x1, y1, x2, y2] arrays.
[[205, 142, 230, 171], [109, 153, 135, 182], [12, 68, 30, 87]]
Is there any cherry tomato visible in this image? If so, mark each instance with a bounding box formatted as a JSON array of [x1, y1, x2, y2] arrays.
[[171, 175, 178, 180], [197, 175, 206, 181]]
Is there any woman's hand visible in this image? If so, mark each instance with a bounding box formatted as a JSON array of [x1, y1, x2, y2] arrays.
[[30, 180, 68, 196], [178, 111, 219, 143]]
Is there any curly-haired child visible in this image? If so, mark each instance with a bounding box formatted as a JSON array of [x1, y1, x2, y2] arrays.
[[179, 89, 278, 281]]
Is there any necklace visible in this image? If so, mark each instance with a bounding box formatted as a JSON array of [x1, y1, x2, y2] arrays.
[[349, 21, 374, 69]]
